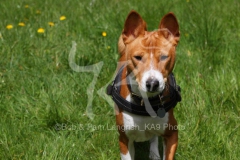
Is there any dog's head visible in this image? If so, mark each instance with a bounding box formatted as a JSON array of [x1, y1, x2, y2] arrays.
[[119, 11, 180, 97]]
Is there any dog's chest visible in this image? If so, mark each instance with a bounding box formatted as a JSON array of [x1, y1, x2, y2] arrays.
[[122, 95, 169, 142]]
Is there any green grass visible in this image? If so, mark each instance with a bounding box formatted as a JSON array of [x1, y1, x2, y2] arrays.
[[0, 0, 239, 159]]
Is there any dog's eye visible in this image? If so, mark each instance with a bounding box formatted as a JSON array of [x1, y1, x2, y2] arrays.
[[160, 55, 168, 61], [134, 56, 142, 61]]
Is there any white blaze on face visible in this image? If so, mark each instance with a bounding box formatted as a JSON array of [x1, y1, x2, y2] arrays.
[[150, 53, 154, 69], [140, 53, 165, 94]]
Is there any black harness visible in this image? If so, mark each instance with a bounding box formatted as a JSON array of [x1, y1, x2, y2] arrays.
[[106, 66, 181, 118]]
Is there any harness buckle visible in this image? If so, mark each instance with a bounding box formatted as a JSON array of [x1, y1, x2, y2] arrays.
[[159, 95, 164, 106], [141, 99, 144, 106]]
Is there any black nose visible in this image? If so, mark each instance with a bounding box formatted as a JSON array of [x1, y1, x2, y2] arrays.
[[146, 78, 159, 92]]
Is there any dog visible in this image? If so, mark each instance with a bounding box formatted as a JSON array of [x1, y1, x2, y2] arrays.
[[107, 10, 181, 160]]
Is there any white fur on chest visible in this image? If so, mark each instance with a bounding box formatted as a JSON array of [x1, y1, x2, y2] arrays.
[[123, 95, 169, 142]]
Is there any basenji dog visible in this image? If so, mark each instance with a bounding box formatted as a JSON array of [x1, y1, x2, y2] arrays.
[[107, 10, 181, 160]]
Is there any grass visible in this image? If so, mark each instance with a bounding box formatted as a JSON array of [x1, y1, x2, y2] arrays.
[[0, 0, 239, 159]]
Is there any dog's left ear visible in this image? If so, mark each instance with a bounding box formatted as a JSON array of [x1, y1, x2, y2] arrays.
[[159, 12, 180, 41]]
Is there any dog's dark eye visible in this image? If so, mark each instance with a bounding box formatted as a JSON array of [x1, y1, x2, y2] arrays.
[[160, 55, 168, 61], [134, 56, 142, 61]]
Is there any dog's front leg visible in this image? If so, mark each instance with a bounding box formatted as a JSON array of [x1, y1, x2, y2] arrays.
[[149, 136, 161, 160], [163, 130, 178, 160], [119, 134, 135, 160]]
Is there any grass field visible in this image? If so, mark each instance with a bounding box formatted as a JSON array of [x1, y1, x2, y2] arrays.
[[0, 0, 239, 159]]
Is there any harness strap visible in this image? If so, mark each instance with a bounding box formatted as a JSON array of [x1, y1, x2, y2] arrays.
[[106, 66, 181, 117]]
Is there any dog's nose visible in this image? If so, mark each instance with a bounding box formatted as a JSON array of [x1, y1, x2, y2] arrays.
[[146, 78, 159, 92]]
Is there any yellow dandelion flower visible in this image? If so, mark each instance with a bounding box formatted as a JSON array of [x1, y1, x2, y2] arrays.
[[36, 10, 41, 14], [187, 50, 191, 56], [186, 0, 190, 2], [18, 22, 25, 27], [37, 28, 45, 33], [102, 31, 107, 37], [60, 16, 66, 21], [6, 24, 13, 29], [25, 5, 29, 8], [107, 46, 111, 49], [48, 22, 54, 27]]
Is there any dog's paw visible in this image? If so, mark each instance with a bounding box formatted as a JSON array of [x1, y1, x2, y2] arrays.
[[149, 153, 161, 160]]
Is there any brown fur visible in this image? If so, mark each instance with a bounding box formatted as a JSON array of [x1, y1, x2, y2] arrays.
[[116, 10, 180, 160]]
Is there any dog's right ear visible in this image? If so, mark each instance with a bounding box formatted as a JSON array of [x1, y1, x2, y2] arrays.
[[122, 10, 147, 44], [159, 12, 180, 44]]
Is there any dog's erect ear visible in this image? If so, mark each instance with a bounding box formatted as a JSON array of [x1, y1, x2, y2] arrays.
[[122, 10, 147, 44], [159, 12, 180, 40]]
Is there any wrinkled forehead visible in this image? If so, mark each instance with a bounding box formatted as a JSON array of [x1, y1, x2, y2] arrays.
[[128, 31, 174, 54]]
